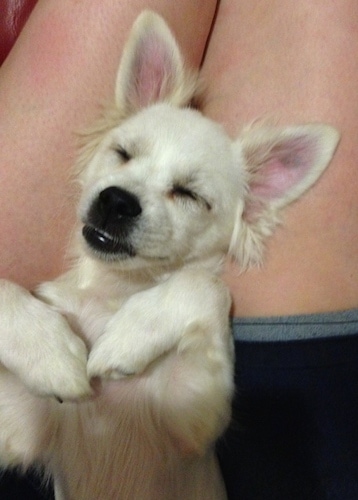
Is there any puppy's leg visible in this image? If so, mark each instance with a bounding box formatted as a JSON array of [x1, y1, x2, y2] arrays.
[[88, 270, 229, 377], [153, 315, 234, 455], [88, 270, 234, 453], [0, 280, 91, 400], [161, 273, 234, 455], [0, 368, 56, 467]]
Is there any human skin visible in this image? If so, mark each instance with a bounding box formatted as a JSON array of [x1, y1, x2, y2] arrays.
[[0, 0, 216, 287], [202, 0, 358, 316], [1, 0, 358, 318]]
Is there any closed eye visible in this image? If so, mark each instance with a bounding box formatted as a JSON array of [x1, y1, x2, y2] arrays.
[[115, 146, 131, 162], [171, 185, 198, 201], [170, 184, 211, 210]]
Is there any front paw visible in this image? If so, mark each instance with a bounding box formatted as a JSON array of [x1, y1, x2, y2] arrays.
[[87, 329, 149, 380], [0, 280, 92, 401], [2, 309, 91, 401], [87, 299, 169, 380], [23, 315, 92, 401]]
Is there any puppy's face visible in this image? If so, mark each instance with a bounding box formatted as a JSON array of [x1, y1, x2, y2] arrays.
[[75, 11, 338, 272], [78, 104, 245, 270]]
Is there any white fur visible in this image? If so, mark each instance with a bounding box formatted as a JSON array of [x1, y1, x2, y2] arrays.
[[0, 11, 339, 499]]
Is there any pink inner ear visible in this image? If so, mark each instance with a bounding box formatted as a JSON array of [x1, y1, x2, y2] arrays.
[[128, 32, 175, 108], [251, 135, 319, 201]]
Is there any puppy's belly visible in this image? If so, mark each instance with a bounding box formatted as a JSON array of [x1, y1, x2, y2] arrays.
[[54, 367, 224, 500]]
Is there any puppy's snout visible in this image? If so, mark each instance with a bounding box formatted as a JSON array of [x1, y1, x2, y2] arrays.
[[82, 186, 141, 257], [98, 187, 142, 221]]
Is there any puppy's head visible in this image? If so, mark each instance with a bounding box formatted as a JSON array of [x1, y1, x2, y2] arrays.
[[77, 11, 339, 272]]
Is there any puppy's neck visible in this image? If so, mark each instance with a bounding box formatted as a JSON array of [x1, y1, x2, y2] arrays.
[[74, 253, 224, 294]]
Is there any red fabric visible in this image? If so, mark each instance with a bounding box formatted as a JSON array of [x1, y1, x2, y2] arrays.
[[0, 0, 38, 65]]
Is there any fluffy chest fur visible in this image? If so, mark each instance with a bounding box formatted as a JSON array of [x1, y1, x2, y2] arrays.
[[37, 267, 231, 499]]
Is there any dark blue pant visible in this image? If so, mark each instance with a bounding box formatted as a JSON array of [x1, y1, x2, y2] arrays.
[[218, 335, 358, 500], [0, 469, 53, 499]]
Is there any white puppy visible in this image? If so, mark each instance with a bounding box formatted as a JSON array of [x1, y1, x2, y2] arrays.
[[0, 11, 339, 500]]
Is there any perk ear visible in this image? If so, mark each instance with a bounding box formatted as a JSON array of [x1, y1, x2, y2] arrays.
[[229, 124, 340, 267], [115, 11, 197, 115]]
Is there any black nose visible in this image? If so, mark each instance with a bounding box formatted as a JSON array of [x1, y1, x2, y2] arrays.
[[82, 186, 141, 257], [98, 186, 142, 221]]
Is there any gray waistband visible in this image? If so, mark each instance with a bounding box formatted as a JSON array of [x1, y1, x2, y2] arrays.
[[232, 309, 358, 342]]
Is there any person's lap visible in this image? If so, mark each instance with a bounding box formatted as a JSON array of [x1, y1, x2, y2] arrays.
[[216, 312, 358, 499]]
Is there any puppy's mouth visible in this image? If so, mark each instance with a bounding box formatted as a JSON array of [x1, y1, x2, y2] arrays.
[[82, 225, 136, 258], [81, 186, 142, 259]]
